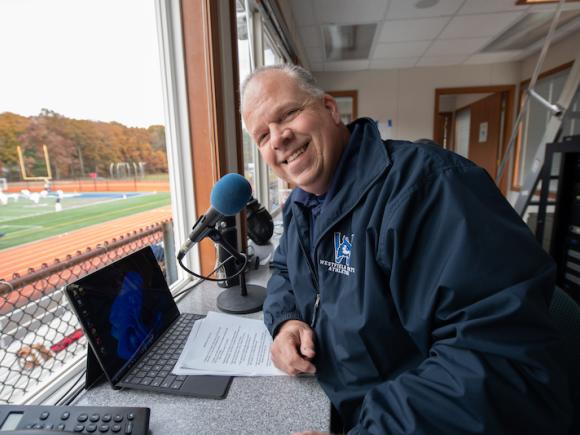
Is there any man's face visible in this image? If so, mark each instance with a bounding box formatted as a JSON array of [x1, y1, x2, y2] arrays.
[[242, 71, 345, 195]]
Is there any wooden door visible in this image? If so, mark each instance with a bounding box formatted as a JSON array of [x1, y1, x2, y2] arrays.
[[468, 93, 507, 194]]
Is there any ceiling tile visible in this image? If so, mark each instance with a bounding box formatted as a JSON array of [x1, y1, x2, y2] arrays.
[[324, 60, 370, 71], [439, 12, 524, 39], [314, 0, 388, 24], [386, 0, 464, 20], [290, 0, 316, 27], [378, 17, 451, 43], [298, 26, 323, 47], [305, 45, 324, 63], [416, 55, 469, 66], [426, 37, 490, 56], [464, 51, 522, 64], [370, 57, 419, 69], [458, 0, 528, 15], [373, 40, 431, 58]]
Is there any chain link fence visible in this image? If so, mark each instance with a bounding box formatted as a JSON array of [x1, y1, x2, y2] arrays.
[[0, 221, 172, 404]]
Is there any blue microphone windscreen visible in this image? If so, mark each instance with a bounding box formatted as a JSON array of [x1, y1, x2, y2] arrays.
[[210, 173, 252, 216]]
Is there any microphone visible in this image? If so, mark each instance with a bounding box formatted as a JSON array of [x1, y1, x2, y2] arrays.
[[246, 196, 274, 245], [177, 173, 252, 260]]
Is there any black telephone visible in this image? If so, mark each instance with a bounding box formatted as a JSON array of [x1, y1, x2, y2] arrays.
[[0, 405, 149, 435], [3, 431, 77, 435]]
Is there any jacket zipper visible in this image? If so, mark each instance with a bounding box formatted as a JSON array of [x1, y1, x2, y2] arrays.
[[297, 236, 320, 328], [310, 294, 320, 328]]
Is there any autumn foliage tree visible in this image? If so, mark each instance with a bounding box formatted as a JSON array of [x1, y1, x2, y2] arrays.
[[0, 109, 167, 181]]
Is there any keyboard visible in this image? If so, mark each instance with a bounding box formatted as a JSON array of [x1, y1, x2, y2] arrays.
[[121, 313, 201, 392]]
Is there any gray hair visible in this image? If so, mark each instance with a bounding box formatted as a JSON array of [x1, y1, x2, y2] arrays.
[[240, 64, 325, 110]]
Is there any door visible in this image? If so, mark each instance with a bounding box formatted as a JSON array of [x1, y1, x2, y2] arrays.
[[468, 92, 508, 194]]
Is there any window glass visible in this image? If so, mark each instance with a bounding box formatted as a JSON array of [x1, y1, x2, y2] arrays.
[[263, 32, 286, 210], [0, 0, 178, 404], [517, 68, 570, 186], [236, 0, 256, 195]]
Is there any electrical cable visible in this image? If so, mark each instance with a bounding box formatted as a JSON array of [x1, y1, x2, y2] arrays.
[[177, 252, 248, 283], [55, 368, 87, 406]]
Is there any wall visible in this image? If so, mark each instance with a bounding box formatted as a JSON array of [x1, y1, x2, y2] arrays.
[[314, 63, 519, 142]]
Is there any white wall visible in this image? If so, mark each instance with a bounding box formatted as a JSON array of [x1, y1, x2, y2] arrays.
[[314, 63, 519, 142]]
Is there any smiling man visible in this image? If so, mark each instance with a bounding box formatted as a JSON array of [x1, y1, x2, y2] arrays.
[[241, 65, 572, 435]]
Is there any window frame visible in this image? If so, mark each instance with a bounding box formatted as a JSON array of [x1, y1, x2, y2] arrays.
[[20, 0, 197, 405], [511, 61, 574, 191]]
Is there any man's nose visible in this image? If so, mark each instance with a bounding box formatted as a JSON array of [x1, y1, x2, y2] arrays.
[[269, 124, 292, 149]]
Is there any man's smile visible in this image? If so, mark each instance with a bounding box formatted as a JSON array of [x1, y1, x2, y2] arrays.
[[284, 142, 310, 164]]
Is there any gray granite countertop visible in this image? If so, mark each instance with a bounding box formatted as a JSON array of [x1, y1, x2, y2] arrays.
[[74, 264, 330, 434]]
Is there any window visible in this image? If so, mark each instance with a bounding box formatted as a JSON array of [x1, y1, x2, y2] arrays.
[[262, 31, 286, 211], [513, 64, 580, 190], [234, 1, 291, 213], [0, 0, 195, 404], [236, 0, 257, 195]]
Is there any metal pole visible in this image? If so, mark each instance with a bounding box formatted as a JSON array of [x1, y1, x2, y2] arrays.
[[495, 0, 566, 185], [162, 220, 178, 284]]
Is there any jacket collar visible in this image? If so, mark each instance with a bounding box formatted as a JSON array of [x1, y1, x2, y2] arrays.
[[286, 117, 391, 242], [280, 118, 390, 251], [314, 118, 391, 238]]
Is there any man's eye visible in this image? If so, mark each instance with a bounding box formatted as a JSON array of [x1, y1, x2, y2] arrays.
[[257, 133, 269, 146], [283, 108, 300, 120]]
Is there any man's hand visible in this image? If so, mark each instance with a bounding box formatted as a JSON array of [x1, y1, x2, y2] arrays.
[[271, 320, 316, 375]]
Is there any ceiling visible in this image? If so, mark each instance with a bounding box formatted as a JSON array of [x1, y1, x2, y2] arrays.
[[287, 0, 580, 71]]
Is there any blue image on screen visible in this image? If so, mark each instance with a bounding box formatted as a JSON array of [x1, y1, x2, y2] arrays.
[[109, 271, 163, 360]]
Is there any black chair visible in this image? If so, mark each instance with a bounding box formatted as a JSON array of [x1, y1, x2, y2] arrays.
[[549, 287, 580, 434]]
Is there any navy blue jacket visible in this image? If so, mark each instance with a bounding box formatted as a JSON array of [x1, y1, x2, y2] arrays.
[[263, 118, 572, 434]]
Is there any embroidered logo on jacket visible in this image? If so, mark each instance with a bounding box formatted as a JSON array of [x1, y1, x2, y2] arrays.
[[319, 232, 356, 276], [334, 232, 353, 265]]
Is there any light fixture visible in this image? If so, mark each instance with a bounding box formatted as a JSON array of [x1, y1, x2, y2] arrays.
[[322, 23, 377, 61], [482, 9, 580, 51]]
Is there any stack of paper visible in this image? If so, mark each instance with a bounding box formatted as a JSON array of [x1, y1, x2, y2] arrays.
[[172, 311, 286, 377]]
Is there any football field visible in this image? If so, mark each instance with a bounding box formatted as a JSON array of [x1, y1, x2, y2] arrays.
[[0, 192, 171, 250]]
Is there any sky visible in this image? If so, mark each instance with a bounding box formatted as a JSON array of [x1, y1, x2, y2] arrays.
[[0, 0, 164, 128]]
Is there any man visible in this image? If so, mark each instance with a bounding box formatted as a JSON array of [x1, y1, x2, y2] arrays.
[[241, 64, 572, 434]]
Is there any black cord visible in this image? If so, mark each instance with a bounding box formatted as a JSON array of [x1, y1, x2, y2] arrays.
[[173, 252, 250, 299], [55, 368, 87, 406], [177, 252, 248, 282]]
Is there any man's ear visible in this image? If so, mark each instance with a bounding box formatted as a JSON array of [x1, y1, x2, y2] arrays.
[[323, 94, 341, 124]]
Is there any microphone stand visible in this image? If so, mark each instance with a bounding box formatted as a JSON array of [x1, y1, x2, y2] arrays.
[[207, 227, 266, 314]]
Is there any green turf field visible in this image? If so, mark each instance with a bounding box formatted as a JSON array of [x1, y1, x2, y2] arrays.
[[0, 193, 170, 249]]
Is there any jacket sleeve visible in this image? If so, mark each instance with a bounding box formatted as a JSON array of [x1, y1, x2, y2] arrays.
[[349, 165, 572, 434], [263, 227, 303, 337]]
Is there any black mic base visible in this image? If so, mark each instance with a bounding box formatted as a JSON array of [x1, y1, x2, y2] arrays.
[[217, 284, 267, 314]]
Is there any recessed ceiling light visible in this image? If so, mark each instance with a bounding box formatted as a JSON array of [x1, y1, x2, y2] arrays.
[[482, 9, 580, 52], [415, 0, 440, 9], [322, 23, 377, 61]]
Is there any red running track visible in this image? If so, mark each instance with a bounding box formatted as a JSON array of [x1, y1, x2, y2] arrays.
[[0, 206, 173, 281]]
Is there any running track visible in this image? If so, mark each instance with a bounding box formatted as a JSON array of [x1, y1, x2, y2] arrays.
[[0, 206, 172, 280]]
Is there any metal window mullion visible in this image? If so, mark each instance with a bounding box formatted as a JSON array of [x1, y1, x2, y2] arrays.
[[155, 0, 199, 279]]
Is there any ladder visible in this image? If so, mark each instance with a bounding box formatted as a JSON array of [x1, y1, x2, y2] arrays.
[[509, 50, 580, 217], [494, 0, 580, 217]]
